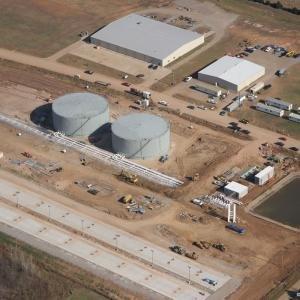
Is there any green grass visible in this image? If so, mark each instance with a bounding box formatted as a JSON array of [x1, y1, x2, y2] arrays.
[[58, 53, 143, 84], [0, 0, 161, 57], [203, 0, 300, 30]]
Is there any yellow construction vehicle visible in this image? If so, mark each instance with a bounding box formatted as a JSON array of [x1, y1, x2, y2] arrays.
[[120, 194, 133, 204], [119, 171, 138, 184], [286, 50, 296, 57]]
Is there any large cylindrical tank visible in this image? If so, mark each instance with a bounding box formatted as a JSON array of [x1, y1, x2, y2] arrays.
[[52, 92, 109, 136], [111, 113, 170, 159]]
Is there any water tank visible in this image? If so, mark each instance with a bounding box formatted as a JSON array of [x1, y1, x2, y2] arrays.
[[52, 92, 109, 136], [111, 113, 170, 159]]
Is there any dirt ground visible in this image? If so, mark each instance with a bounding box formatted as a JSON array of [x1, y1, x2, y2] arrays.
[[0, 0, 171, 57]]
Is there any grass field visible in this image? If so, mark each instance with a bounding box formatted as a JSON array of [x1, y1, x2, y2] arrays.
[[0, 230, 124, 299], [0, 0, 167, 57], [58, 53, 143, 84]]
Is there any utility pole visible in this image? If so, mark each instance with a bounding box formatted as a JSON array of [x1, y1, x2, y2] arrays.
[[151, 249, 154, 267], [188, 266, 191, 284]]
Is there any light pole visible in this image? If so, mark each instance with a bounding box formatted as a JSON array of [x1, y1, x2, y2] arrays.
[[151, 249, 154, 267], [113, 234, 120, 251], [48, 205, 51, 221], [188, 266, 191, 284]]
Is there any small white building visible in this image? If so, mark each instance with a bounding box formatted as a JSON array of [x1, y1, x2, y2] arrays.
[[288, 113, 300, 123], [265, 97, 293, 111], [192, 83, 222, 97], [254, 166, 274, 186], [256, 102, 284, 117], [224, 181, 248, 199]]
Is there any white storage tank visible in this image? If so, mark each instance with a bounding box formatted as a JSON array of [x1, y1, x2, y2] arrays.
[[52, 92, 109, 136], [254, 166, 274, 186], [111, 113, 170, 160]]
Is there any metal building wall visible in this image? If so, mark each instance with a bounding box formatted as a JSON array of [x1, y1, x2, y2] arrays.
[[52, 110, 109, 136]]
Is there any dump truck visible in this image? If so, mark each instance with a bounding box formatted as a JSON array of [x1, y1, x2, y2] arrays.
[[120, 194, 133, 204], [119, 171, 138, 184], [170, 245, 186, 255], [129, 88, 151, 99], [185, 251, 198, 260]]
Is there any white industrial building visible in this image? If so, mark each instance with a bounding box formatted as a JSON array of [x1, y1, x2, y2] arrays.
[[254, 166, 274, 186], [192, 83, 222, 97], [256, 102, 284, 117], [90, 14, 204, 66], [288, 113, 300, 123], [265, 97, 293, 111], [224, 181, 248, 200], [197, 55, 265, 91]]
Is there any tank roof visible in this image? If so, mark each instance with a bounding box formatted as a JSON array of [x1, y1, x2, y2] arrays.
[[112, 113, 169, 140], [52, 92, 108, 119]]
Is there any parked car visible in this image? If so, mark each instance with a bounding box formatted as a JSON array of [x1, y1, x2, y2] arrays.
[[289, 147, 299, 152], [152, 65, 158, 70], [85, 70, 94, 75], [136, 73, 144, 78], [187, 105, 195, 110], [239, 119, 249, 124], [278, 137, 287, 141], [158, 100, 168, 106], [202, 278, 218, 286], [184, 76, 192, 82], [275, 141, 284, 147], [122, 82, 131, 87], [219, 110, 226, 116]]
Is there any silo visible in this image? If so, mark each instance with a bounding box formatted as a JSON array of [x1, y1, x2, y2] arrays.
[[111, 113, 170, 159], [52, 92, 109, 136]]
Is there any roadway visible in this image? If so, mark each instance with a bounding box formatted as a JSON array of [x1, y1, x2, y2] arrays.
[[0, 202, 209, 300], [0, 177, 233, 294]]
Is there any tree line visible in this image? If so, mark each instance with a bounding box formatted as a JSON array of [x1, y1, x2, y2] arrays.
[[247, 0, 300, 15]]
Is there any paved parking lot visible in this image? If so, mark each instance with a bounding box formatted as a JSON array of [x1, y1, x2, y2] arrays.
[[0, 202, 209, 300], [0, 177, 233, 294]]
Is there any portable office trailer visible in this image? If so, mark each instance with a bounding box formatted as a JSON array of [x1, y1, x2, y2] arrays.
[[226, 101, 239, 112], [265, 97, 292, 111], [193, 84, 222, 97], [254, 166, 274, 185], [249, 82, 264, 94], [256, 103, 284, 117], [288, 113, 300, 123]]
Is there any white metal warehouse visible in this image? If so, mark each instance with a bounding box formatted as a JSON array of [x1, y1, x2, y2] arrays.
[[90, 14, 204, 66], [197, 55, 265, 91], [224, 181, 248, 199]]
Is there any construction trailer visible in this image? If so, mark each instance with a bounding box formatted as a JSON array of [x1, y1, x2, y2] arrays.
[[254, 166, 274, 185], [288, 113, 300, 123], [226, 101, 239, 112], [224, 181, 248, 199], [192, 83, 222, 97], [256, 102, 284, 117], [265, 97, 293, 111], [249, 82, 264, 94]]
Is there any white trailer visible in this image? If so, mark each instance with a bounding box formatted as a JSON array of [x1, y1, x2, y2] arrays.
[[249, 82, 264, 94], [256, 103, 284, 117], [254, 166, 274, 186], [226, 101, 239, 112], [266, 97, 293, 111], [288, 113, 300, 123], [193, 84, 222, 97]]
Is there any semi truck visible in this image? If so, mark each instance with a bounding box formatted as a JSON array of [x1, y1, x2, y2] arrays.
[[129, 88, 151, 99]]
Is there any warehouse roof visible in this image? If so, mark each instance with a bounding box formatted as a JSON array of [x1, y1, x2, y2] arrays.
[[52, 93, 108, 119], [225, 181, 248, 194], [198, 55, 265, 85], [112, 113, 169, 140], [91, 14, 202, 60]]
